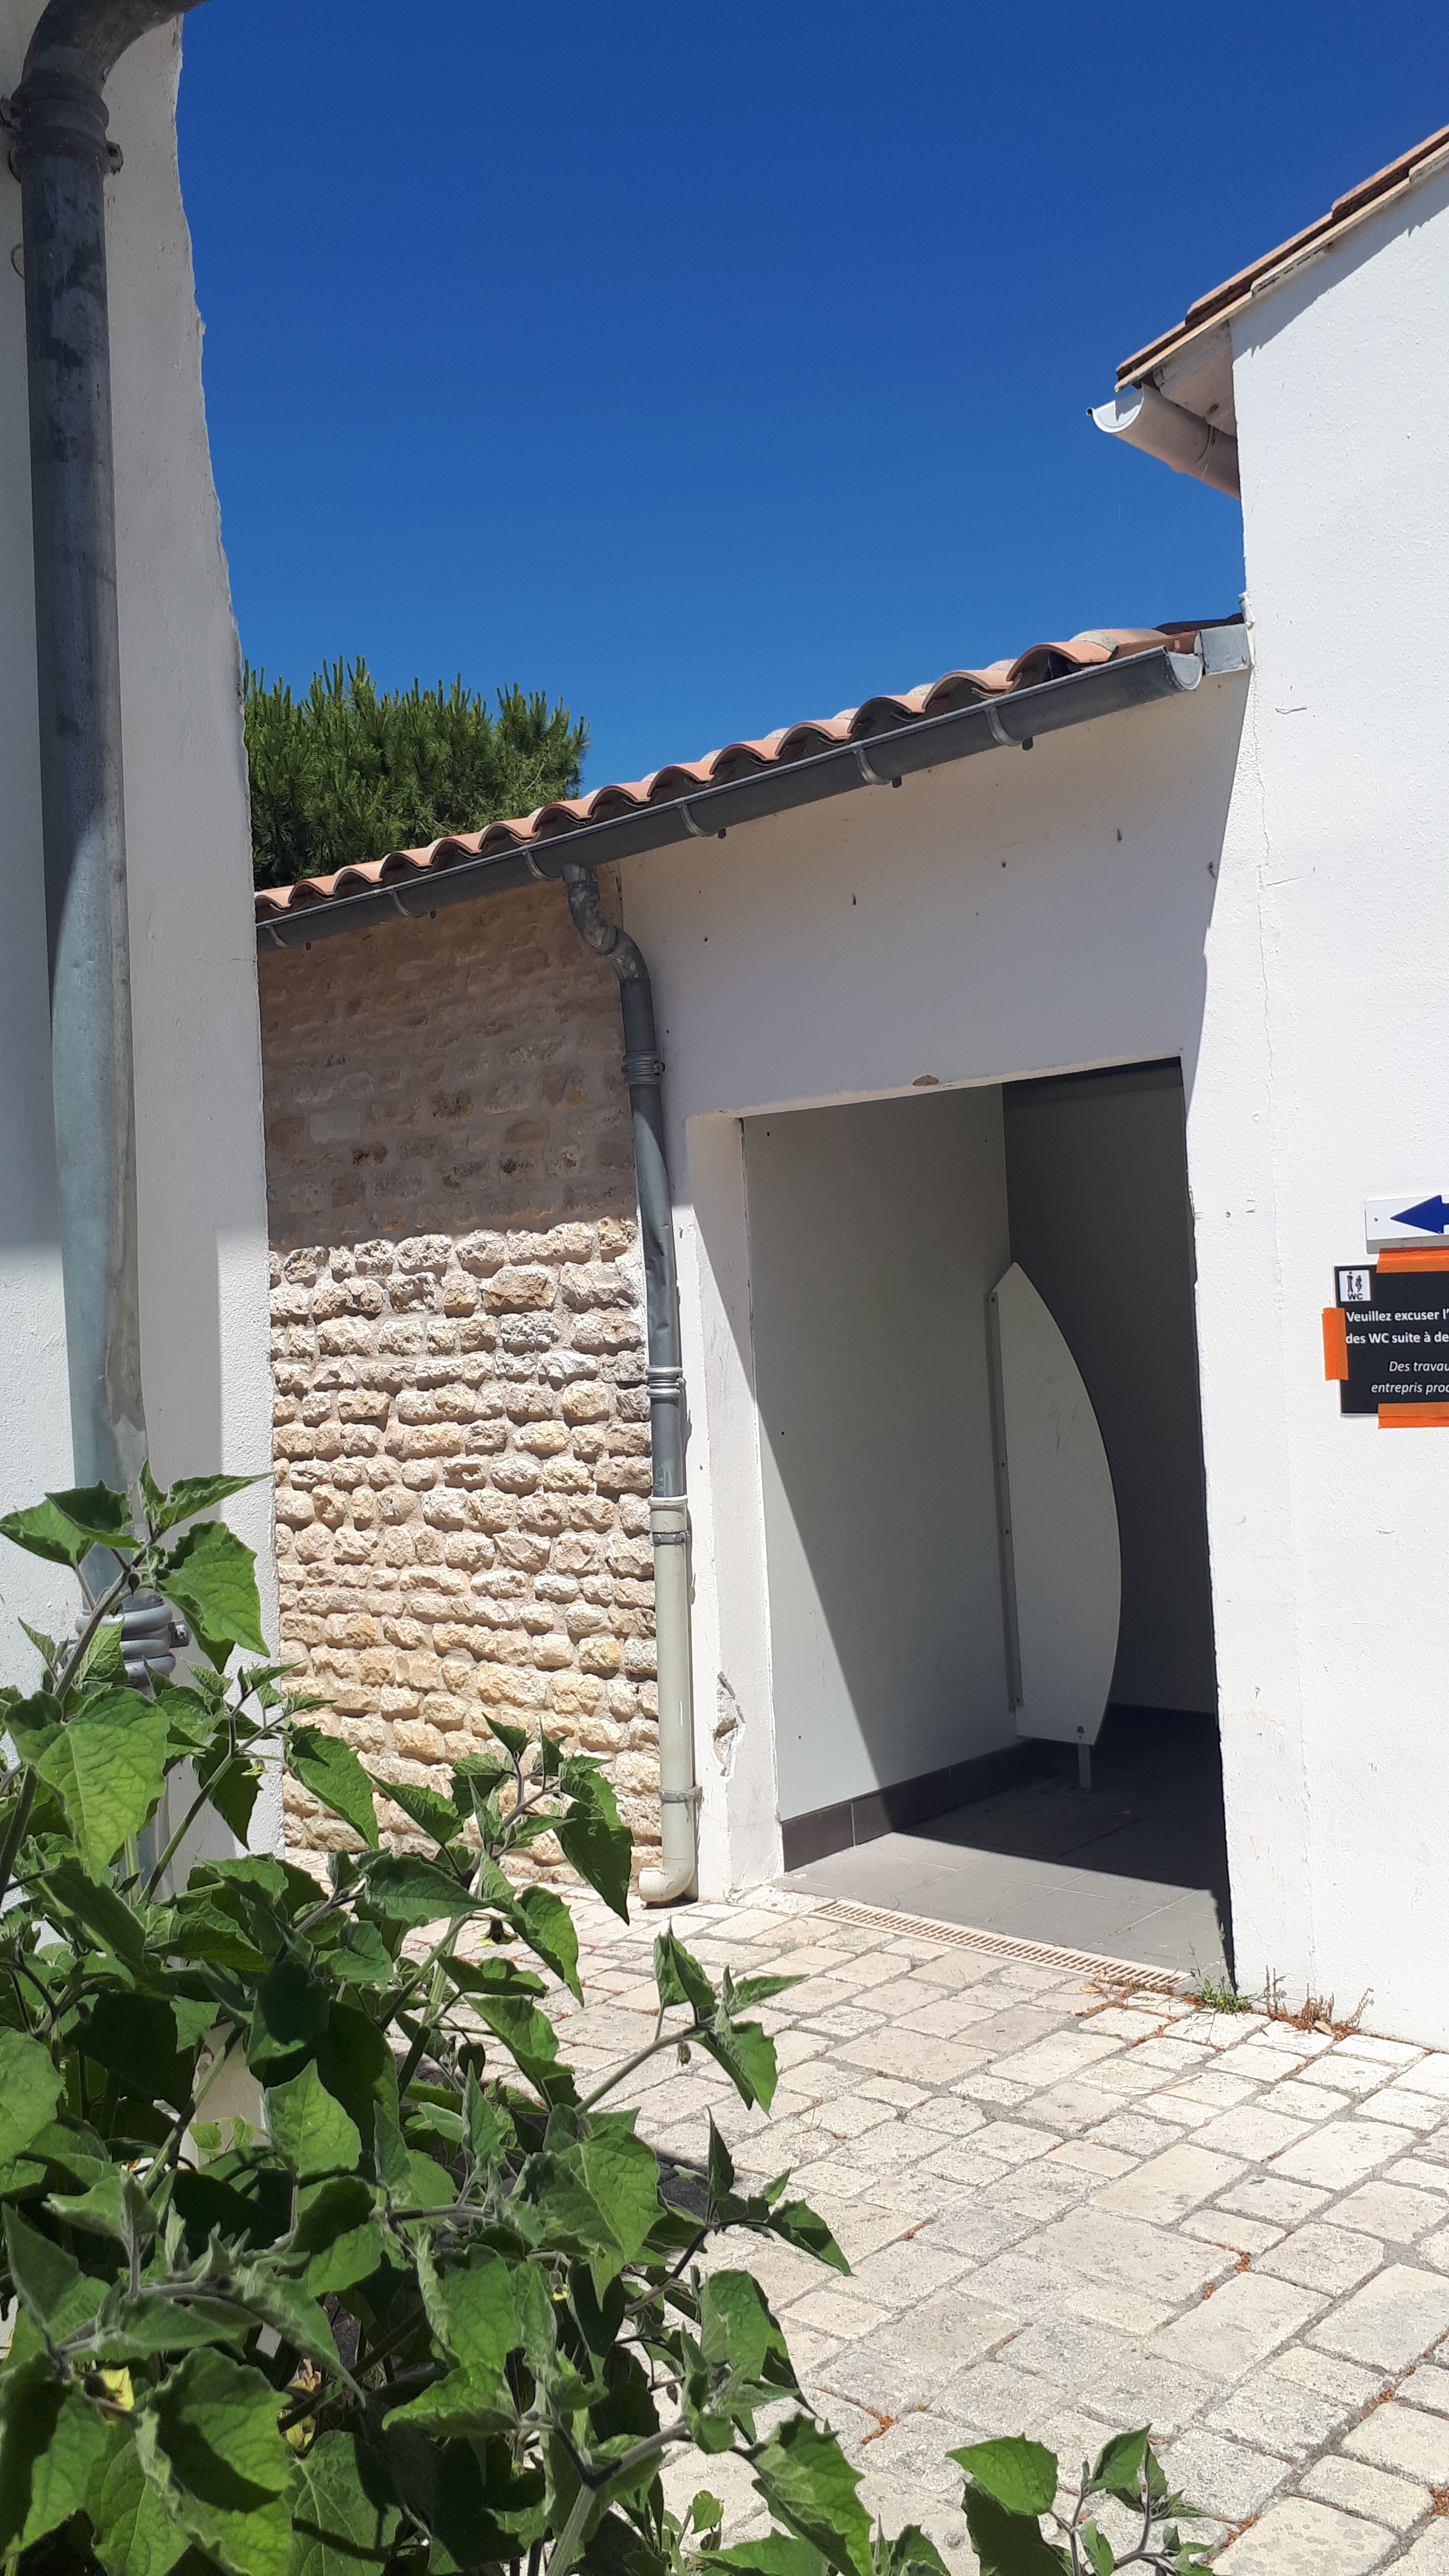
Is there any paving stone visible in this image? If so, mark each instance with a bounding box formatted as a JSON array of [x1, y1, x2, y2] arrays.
[[981, 2162, 1090, 2223], [1400, 2361, 1449, 2416], [1274, 2120, 1417, 2190], [1211, 2495, 1394, 2571], [1083, 2110, 1191, 2158], [814, 2291, 1018, 2413], [1215, 2175, 1332, 2226], [1158, 2067, 1263, 2111], [1206, 2365, 1369, 2461], [1398, 2527, 1449, 2573], [993, 2317, 1218, 2437], [1129, 2035, 1213, 2072], [1183, 2208, 1286, 2256], [951, 2072, 1030, 2108], [1329, 2183, 1449, 2242], [1391, 2057, 1449, 2102], [1336, 2036, 1426, 2067], [1300, 2452, 1430, 2528], [984, 2031, 1128, 2087], [1270, 2340, 1388, 2404], [1092, 2141, 1244, 2225], [1345, 2397, 1449, 2482], [1046, 2137, 1138, 2179], [788, 2284, 893, 2340], [1157, 2425, 1286, 2521], [847, 2233, 972, 2309], [964, 2120, 1058, 2166], [1192, 2103, 1319, 2160], [929, 2199, 1038, 2263], [1257, 2222, 1385, 2295], [1266, 2077, 1362, 2119], [1032, 2204, 1229, 2310], [1309, 2264, 1449, 2371], [1150, 2272, 1327, 2380]]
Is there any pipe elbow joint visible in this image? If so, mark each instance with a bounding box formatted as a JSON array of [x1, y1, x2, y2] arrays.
[[638, 1858, 695, 1906]]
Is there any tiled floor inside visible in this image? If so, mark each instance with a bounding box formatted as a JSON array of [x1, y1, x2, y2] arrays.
[[783, 1712, 1232, 1975], [553, 1879, 1449, 2572]]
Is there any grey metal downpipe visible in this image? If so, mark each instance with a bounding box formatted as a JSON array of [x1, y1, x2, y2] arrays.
[[562, 862, 697, 1905], [9, 0, 201, 1499]]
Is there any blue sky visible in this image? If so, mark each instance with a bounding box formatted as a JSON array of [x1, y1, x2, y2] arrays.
[[179, 2, 1449, 790]]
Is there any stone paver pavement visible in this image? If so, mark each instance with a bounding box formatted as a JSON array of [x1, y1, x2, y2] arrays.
[[550, 1883, 1449, 2568]]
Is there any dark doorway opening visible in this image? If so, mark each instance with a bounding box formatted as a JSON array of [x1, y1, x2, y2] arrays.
[[755, 1058, 1230, 1975]]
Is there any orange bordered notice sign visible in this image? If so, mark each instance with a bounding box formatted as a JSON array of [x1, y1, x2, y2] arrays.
[[1324, 1249, 1449, 1424]]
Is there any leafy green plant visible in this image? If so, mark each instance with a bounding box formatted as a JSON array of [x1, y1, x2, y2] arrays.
[[245, 660, 588, 888], [953, 2430, 1209, 2572], [0, 1472, 1199, 2576]]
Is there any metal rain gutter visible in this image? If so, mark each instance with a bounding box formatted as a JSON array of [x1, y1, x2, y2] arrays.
[[255, 637, 1245, 955]]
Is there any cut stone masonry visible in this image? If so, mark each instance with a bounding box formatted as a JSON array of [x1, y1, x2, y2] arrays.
[[258, 880, 661, 1873]]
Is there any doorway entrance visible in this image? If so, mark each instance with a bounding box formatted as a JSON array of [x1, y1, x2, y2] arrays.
[[744, 1059, 1229, 1973]]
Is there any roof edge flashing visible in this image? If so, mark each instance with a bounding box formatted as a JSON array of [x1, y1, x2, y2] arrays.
[[1090, 383, 1240, 499]]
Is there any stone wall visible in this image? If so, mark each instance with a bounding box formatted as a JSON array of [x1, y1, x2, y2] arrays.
[[257, 876, 661, 1874]]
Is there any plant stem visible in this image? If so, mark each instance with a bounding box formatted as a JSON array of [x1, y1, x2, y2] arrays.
[[577, 2025, 687, 2116], [0, 1773, 37, 1919]]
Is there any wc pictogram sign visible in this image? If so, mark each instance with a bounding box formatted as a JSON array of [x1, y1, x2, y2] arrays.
[[1323, 1250, 1449, 1425]]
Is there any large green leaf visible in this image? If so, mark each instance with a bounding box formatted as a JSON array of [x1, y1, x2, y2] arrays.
[[290, 2431, 401, 2576], [701, 2012, 779, 2111], [288, 1726, 379, 1850], [1088, 2428, 1152, 2506], [0, 2030, 64, 2164], [960, 2487, 1068, 2575], [36, 1690, 168, 1878], [951, 2441, 1059, 2520], [136, 2347, 297, 2576], [143, 1469, 266, 1537], [74, 1992, 194, 2114], [39, 1859, 146, 1969], [433, 2255, 518, 2378], [160, 1521, 267, 1669], [715, 2543, 826, 2576], [6, 1690, 63, 1761], [368, 1774, 459, 1850], [0, 2357, 103, 2551], [555, 1767, 632, 1920], [361, 1855, 485, 1926], [88, 2435, 191, 2576], [751, 2417, 874, 2576], [267, 2063, 361, 2180], [515, 1884, 582, 1999], [768, 2200, 850, 2276], [700, 2270, 793, 2389], [579, 2123, 660, 2263], [0, 1485, 133, 1568]]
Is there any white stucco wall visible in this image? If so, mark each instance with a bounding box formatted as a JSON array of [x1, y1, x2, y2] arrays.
[[745, 1088, 1012, 1820], [618, 674, 1247, 1896], [1187, 165, 1449, 2044], [0, 12, 276, 1764]]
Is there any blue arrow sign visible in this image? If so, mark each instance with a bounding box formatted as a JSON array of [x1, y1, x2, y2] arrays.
[[1393, 1194, 1449, 1235]]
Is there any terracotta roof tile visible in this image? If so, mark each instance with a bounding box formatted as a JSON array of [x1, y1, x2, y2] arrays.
[[1118, 119, 1449, 386], [254, 624, 1197, 921]]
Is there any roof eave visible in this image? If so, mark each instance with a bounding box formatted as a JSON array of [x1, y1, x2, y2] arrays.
[[255, 635, 1247, 955]]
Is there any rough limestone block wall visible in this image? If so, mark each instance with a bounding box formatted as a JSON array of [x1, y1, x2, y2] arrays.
[[256, 877, 660, 1877]]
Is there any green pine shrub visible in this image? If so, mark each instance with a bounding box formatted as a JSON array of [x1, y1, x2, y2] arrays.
[[0, 1474, 1205, 2576], [245, 661, 588, 888]]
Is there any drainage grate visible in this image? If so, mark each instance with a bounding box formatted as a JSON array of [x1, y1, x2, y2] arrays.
[[817, 1897, 1182, 1994]]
